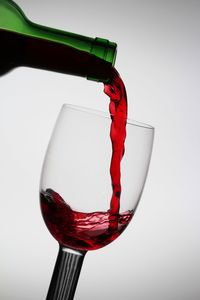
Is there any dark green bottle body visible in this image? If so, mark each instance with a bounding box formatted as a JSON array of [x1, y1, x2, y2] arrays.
[[0, 0, 117, 82]]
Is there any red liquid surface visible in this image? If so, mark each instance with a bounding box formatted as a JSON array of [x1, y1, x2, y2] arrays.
[[40, 68, 130, 251], [40, 189, 133, 251]]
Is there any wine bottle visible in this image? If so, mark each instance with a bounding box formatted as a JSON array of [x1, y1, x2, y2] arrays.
[[0, 0, 117, 82]]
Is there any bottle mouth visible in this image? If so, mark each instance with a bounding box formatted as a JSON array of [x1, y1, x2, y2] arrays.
[[90, 37, 117, 65], [87, 37, 117, 83]]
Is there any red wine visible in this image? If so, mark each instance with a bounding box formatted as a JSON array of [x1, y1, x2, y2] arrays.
[[40, 189, 133, 251], [40, 68, 130, 251], [104, 69, 127, 216]]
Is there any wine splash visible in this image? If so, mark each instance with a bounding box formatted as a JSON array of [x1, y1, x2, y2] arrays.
[[40, 189, 133, 251], [40, 67, 129, 251]]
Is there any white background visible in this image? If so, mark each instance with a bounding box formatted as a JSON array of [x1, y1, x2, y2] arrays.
[[0, 0, 200, 299]]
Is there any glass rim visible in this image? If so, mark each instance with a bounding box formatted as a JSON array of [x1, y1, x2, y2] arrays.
[[61, 104, 154, 130]]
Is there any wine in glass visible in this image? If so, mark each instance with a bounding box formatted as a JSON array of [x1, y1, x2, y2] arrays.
[[40, 104, 154, 300]]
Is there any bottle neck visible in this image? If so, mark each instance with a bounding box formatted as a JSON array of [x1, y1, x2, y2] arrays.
[[1, 28, 115, 82], [1, 0, 117, 81], [24, 20, 117, 67]]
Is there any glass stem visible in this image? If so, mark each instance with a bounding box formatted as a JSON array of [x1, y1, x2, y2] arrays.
[[46, 245, 86, 300]]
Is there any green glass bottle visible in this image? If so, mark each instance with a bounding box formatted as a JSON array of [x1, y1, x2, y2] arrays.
[[0, 0, 117, 82]]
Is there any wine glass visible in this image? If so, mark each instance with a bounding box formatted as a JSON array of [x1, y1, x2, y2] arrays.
[[40, 104, 154, 300]]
